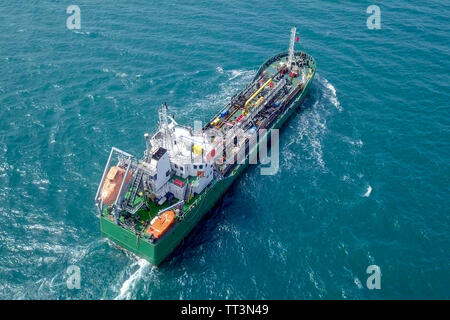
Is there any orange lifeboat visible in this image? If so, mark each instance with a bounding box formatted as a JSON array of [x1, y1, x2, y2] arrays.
[[146, 210, 175, 239], [100, 166, 131, 205]]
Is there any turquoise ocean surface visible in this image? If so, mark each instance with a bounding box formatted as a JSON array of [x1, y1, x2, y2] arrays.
[[0, 1, 449, 299]]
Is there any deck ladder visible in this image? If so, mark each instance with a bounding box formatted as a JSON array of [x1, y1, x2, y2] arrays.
[[125, 168, 145, 210]]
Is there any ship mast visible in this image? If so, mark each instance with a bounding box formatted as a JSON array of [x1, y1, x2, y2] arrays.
[[287, 26, 297, 69], [158, 102, 173, 150]]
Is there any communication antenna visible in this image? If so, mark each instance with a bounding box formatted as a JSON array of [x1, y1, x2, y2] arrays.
[[287, 26, 297, 69]]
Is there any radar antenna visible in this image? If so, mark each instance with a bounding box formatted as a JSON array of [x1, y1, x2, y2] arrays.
[[287, 26, 297, 69]]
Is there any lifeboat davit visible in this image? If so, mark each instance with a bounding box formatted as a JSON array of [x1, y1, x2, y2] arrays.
[[100, 166, 131, 205], [146, 210, 175, 239]]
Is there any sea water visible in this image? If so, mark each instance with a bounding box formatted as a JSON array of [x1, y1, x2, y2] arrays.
[[0, 0, 448, 299]]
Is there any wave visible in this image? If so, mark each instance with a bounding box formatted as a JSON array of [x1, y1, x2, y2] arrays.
[[282, 74, 344, 171], [114, 258, 152, 300], [316, 74, 343, 112], [363, 185, 372, 197], [228, 69, 247, 81], [101, 68, 128, 78], [184, 68, 255, 123]]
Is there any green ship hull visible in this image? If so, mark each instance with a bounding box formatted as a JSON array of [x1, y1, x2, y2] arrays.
[[100, 54, 316, 265]]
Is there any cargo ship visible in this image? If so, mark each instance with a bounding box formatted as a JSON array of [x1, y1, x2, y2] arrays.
[[95, 27, 316, 265]]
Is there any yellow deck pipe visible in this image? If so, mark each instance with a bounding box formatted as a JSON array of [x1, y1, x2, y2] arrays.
[[244, 78, 272, 113]]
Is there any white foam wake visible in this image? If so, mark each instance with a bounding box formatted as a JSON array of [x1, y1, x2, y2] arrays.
[[114, 259, 151, 300], [363, 185, 372, 197], [228, 69, 246, 80], [73, 30, 91, 36], [281, 74, 343, 171], [316, 74, 343, 112], [186, 69, 255, 119]]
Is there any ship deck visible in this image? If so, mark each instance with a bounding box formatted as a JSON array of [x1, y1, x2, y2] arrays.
[[101, 179, 208, 236], [208, 52, 314, 137], [101, 51, 316, 245]]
